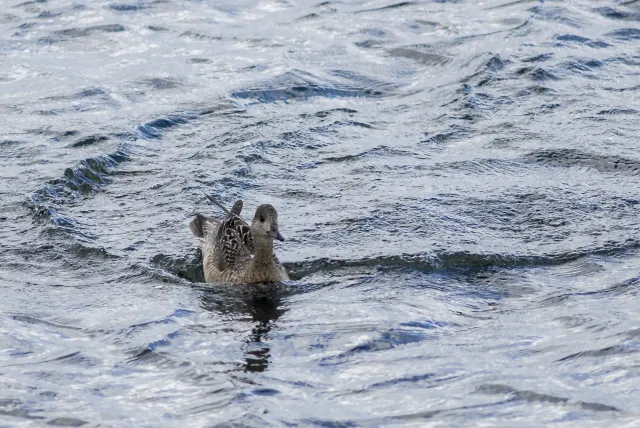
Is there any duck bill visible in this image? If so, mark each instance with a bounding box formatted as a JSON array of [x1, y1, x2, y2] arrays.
[[275, 231, 285, 241]]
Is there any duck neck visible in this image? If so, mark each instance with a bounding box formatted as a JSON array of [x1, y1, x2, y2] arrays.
[[253, 236, 274, 267]]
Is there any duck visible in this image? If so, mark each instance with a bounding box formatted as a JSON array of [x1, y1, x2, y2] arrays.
[[189, 194, 289, 284]]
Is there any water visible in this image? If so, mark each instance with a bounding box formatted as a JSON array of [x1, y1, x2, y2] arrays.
[[1, 0, 639, 425]]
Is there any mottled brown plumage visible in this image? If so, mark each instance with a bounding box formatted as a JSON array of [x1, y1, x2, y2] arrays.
[[190, 195, 289, 284]]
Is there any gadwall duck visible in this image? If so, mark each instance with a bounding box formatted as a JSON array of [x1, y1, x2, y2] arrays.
[[189, 194, 289, 284]]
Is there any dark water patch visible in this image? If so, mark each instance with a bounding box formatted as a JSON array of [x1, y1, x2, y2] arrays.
[[32, 109, 61, 116], [137, 113, 197, 139], [537, 102, 561, 113], [14, 0, 47, 6], [409, 19, 439, 29], [598, 108, 638, 115], [524, 149, 640, 175], [595, 6, 640, 21], [123, 310, 194, 336], [198, 102, 245, 117], [453, 91, 512, 120], [232, 72, 389, 103], [449, 20, 530, 46], [485, 0, 538, 10], [235, 152, 273, 166], [16, 22, 36, 30], [422, 125, 473, 145], [76, 87, 107, 99], [27, 128, 78, 138], [323, 329, 427, 363], [63, 160, 110, 189], [11, 314, 82, 331], [606, 55, 640, 67], [0, 399, 45, 421], [623, 328, 640, 339], [560, 58, 604, 75], [27, 148, 130, 222], [603, 84, 640, 92], [108, 2, 153, 12], [37, 10, 62, 18], [359, 28, 387, 37], [197, 283, 291, 317], [540, 278, 639, 308], [300, 108, 358, 119], [432, 158, 521, 175], [148, 25, 167, 31], [71, 134, 109, 148], [516, 66, 560, 81], [355, 2, 416, 14], [361, 373, 448, 392], [556, 345, 636, 363], [602, 275, 640, 296], [151, 250, 205, 283], [42, 24, 125, 42], [476, 384, 619, 412], [339, 120, 374, 129], [35, 87, 107, 111], [9, 237, 120, 261], [485, 54, 510, 72], [67, 242, 119, 260], [323, 145, 412, 163], [286, 239, 640, 280], [0, 14, 19, 25], [521, 52, 554, 63], [50, 351, 98, 367], [355, 39, 382, 48], [605, 28, 640, 40], [460, 54, 510, 87], [179, 30, 222, 41], [142, 77, 182, 90], [1, 139, 24, 147], [127, 346, 172, 366], [299, 418, 360, 427], [285, 253, 553, 280], [387, 47, 451, 66], [47, 417, 88, 427], [296, 13, 319, 21], [554, 34, 611, 48], [211, 414, 271, 428], [526, 84, 555, 94], [233, 85, 383, 103]]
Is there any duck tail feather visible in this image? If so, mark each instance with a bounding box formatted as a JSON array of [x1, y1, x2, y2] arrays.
[[190, 213, 218, 238]]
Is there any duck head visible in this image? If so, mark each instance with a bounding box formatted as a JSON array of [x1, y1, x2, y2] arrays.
[[251, 204, 285, 242]]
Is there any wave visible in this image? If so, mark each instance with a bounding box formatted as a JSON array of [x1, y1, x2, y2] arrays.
[[231, 70, 390, 103], [155, 239, 640, 282]]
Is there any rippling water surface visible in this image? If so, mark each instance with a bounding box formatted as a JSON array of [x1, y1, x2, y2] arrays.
[[1, 0, 640, 425]]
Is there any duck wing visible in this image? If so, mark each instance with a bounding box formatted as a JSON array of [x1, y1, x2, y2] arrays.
[[214, 199, 255, 271], [220, 226, 252, 271]]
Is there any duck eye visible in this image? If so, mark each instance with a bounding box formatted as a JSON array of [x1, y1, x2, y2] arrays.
[[259, 216, 265, 223]]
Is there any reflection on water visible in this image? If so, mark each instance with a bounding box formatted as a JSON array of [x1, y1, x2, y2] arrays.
[[243, 292, 284, 373], [199, 285, 286, 373]]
